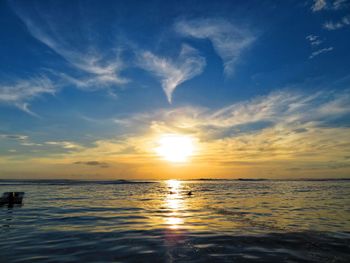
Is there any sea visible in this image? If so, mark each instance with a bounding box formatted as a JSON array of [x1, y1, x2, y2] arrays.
[[0, 179, 349, 262]]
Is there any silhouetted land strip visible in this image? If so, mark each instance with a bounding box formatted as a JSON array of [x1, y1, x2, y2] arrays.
[[1, 178, 349, 186], [0, 179, 155, 186], [195, 178, 350, 181]]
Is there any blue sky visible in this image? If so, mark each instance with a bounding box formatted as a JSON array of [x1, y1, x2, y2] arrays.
[[0, 0, 350, 179]]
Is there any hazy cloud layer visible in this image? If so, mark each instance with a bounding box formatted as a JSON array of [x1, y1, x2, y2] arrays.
[[60, 88, 350, 177], [83, 89, 350, 158], [74, 161, 109, 168], [2, 88, 349, 178], [138, 45, 206, 103], [175, 18, 255, 75], [0, 134, 28, 142]]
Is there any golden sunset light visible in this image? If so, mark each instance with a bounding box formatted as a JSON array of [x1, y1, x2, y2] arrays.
[[165, 180, 184, 229], [155, 134, 195, 163], [1, 1, 350, 262]]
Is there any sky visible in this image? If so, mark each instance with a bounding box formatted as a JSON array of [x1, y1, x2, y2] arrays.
[[0, 0, 350, 179]]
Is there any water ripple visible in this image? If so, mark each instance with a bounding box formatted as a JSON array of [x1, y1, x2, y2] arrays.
[[0, 180, 349, 262]]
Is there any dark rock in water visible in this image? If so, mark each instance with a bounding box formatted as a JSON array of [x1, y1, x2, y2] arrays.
[[187, 191, 193, 196], [0, 192, 25, 206]]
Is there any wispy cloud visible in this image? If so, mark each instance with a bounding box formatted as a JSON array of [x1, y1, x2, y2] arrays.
[[0, 133, 43, 150], [2, 88, 349, 178], [137, 44, 206, 103], [306, 34, 334, 59], [311, 0, 349, 12], [333, 0, 349, 10], [306, 35, 323, 46], [310, 1, 350, 32], [106, 89, 350, 145], [311, 0, 327, 12], [205, 90, 350, 131], [10, 2, 128, 91], [0, 76, 56, 114], [45, 141, 82, 150], [309, 47, 334, 58], [323, 16, 350, 30], [175, 18, 255, 75], [100, 89, 350, 151], [0, 134, 28, 141], [61, 88, 350, 177]]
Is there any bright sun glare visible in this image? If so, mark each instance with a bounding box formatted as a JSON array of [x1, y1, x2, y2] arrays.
[[156, 134, 195, 163]]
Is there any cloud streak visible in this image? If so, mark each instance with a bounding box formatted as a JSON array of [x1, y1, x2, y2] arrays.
[[309, 47, 334, 59], [0, 134, 28, 141], [45, 141, 82, 150], [74, 161, 109, 168], [175, 18, 255, 75], [137, 45, 206, 103]]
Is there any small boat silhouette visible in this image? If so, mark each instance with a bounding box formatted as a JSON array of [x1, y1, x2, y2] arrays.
[[0, 192, 25, 206]]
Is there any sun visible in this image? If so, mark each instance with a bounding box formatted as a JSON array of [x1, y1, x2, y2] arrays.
[[156, 134, 195, 163]]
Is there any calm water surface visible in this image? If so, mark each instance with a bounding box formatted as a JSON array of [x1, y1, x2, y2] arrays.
[[1, 180, 350, 262]]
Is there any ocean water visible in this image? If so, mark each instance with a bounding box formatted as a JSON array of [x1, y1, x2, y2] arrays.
[[0, 179, 349, 262]]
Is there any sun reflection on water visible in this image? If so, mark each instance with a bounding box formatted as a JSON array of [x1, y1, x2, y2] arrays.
[[165, 180, 185, 229], [167, 179, 181, 190]]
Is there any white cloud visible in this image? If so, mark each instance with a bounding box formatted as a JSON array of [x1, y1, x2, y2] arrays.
[[311, 0, 327, 11], [309, 47, 334, 59], [323, 16, 350, 30], [137, 44, 206, 103], [0, 77, 56, 114], [175, 18, 255, 75], [45, 141, 82, 150]]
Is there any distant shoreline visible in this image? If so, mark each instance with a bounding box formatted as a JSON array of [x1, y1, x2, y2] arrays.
[[0, 179, 155, 185], [0, 178, 349, 185], [196, 178, 350, 181]]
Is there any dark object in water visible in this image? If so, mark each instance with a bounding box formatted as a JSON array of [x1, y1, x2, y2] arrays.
[[0, 192, 25, 206], [187, 191, 193, 196]]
